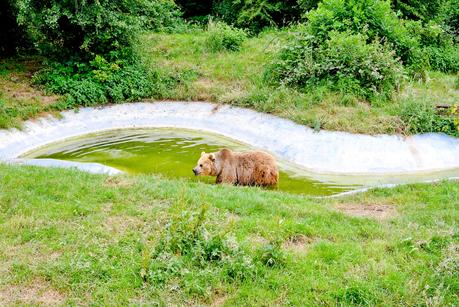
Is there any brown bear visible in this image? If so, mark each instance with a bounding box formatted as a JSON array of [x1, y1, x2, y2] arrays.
[[192, 148, 279, 186]]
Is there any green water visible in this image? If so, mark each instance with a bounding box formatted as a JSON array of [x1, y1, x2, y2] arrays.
[[24, 128, 354, 196]]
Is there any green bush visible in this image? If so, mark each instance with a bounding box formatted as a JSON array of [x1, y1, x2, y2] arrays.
[[15, 0, 134, 60], [178, 0, 303, 33], [405, 20, 459, 73], [135, 0, 183, 32], [400, 101, 458, 136], [33, 56, 158, 107], [391, 0, 445, 21], [423, 45, 459, 73], [437, 0, 459, 41], [232, 0, 301, 33], [15, 0, 183, 60], [206, 20, 247, 52], [305, 0, 420, 66], [267, 31, 404, 100], [266, 0, 458, 100], [303, 0, 459, 73]]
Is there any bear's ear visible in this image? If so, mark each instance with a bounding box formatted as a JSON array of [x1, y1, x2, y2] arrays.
[[201, 151, 206, 157], [209, 153, 215, 161]]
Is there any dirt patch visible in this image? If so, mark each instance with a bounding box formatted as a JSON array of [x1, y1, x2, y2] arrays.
[[211, 290, 227, 307], [0, 78, 59, 107], [248, 234, 270, 247], [193, 79, 216, 101], [0, 279, 66, 306], [3, 243, 62, 264], [195, 78, 214, 89], [225, 212, 240, 223], [282, 235, 313, 254], [335, 204, 396, 220], [103, 215, 144, 235], [103, 176, 134, 187]]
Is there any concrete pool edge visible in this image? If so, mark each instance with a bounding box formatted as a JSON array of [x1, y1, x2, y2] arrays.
[[0, 101, 459, 186]]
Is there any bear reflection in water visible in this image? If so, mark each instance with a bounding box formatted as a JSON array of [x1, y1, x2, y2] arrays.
[[193, 148, 279, 186]]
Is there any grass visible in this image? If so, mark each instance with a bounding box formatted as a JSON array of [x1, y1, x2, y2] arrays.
[[138, 29, 459, 135], [1, 163, 458, 305], [0, 58, 60, 129]]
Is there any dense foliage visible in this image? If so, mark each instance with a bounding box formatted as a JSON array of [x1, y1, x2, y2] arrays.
[[267, 30, 404, 100], [177, 0, 304, 32], [15, 0, 180, 60], [392, 0, 446, 20], [33, 56, 159, 108], [268, 0, 459, 101]]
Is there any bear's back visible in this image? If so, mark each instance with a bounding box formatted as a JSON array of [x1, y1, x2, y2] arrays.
[[233, 151, 278, 186]]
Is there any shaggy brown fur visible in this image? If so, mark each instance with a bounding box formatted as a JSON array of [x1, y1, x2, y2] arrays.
[[192, 148, 279, 186]]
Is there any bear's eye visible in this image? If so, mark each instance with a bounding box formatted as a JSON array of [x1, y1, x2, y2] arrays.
[[199, 164, 203, 167]]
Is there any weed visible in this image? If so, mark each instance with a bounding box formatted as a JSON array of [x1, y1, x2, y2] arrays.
[[400, 100, 458, 136], [147, 203, 256, 296]]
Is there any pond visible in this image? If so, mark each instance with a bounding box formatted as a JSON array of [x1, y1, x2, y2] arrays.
[[22, 128, 356, 196]]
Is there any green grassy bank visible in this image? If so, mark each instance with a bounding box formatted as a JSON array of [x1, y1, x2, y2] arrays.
[[0, 164, 458, 305]]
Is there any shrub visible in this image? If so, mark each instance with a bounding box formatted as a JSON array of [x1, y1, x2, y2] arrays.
[[232, 0, 301, 33], [451, 104, 459, 132], [206, 20, 247, 52], [303, 0, 459, 73], [437, 0, 459, 41], [15, 0, 135, 60], [405, 20, 459, 73], [33, 56, 158, 107], [400, 100, 458, 135], [178, 0, 303, 33], [6, 0, 187, 111], [267, 31, 404, 100], [391, 0, 445, 21], [134, 0, 183, 32], [423, 45, 459, 73], [305, 0, 420, 67]]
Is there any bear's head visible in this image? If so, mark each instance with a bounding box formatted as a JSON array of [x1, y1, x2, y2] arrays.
[[193, 151, 217, 176]]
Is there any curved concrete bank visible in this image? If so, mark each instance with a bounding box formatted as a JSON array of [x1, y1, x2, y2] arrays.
[[1, 101, 459, 175]]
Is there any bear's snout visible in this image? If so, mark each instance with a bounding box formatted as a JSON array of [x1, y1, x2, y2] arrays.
[[192, 168, 199, 176]]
